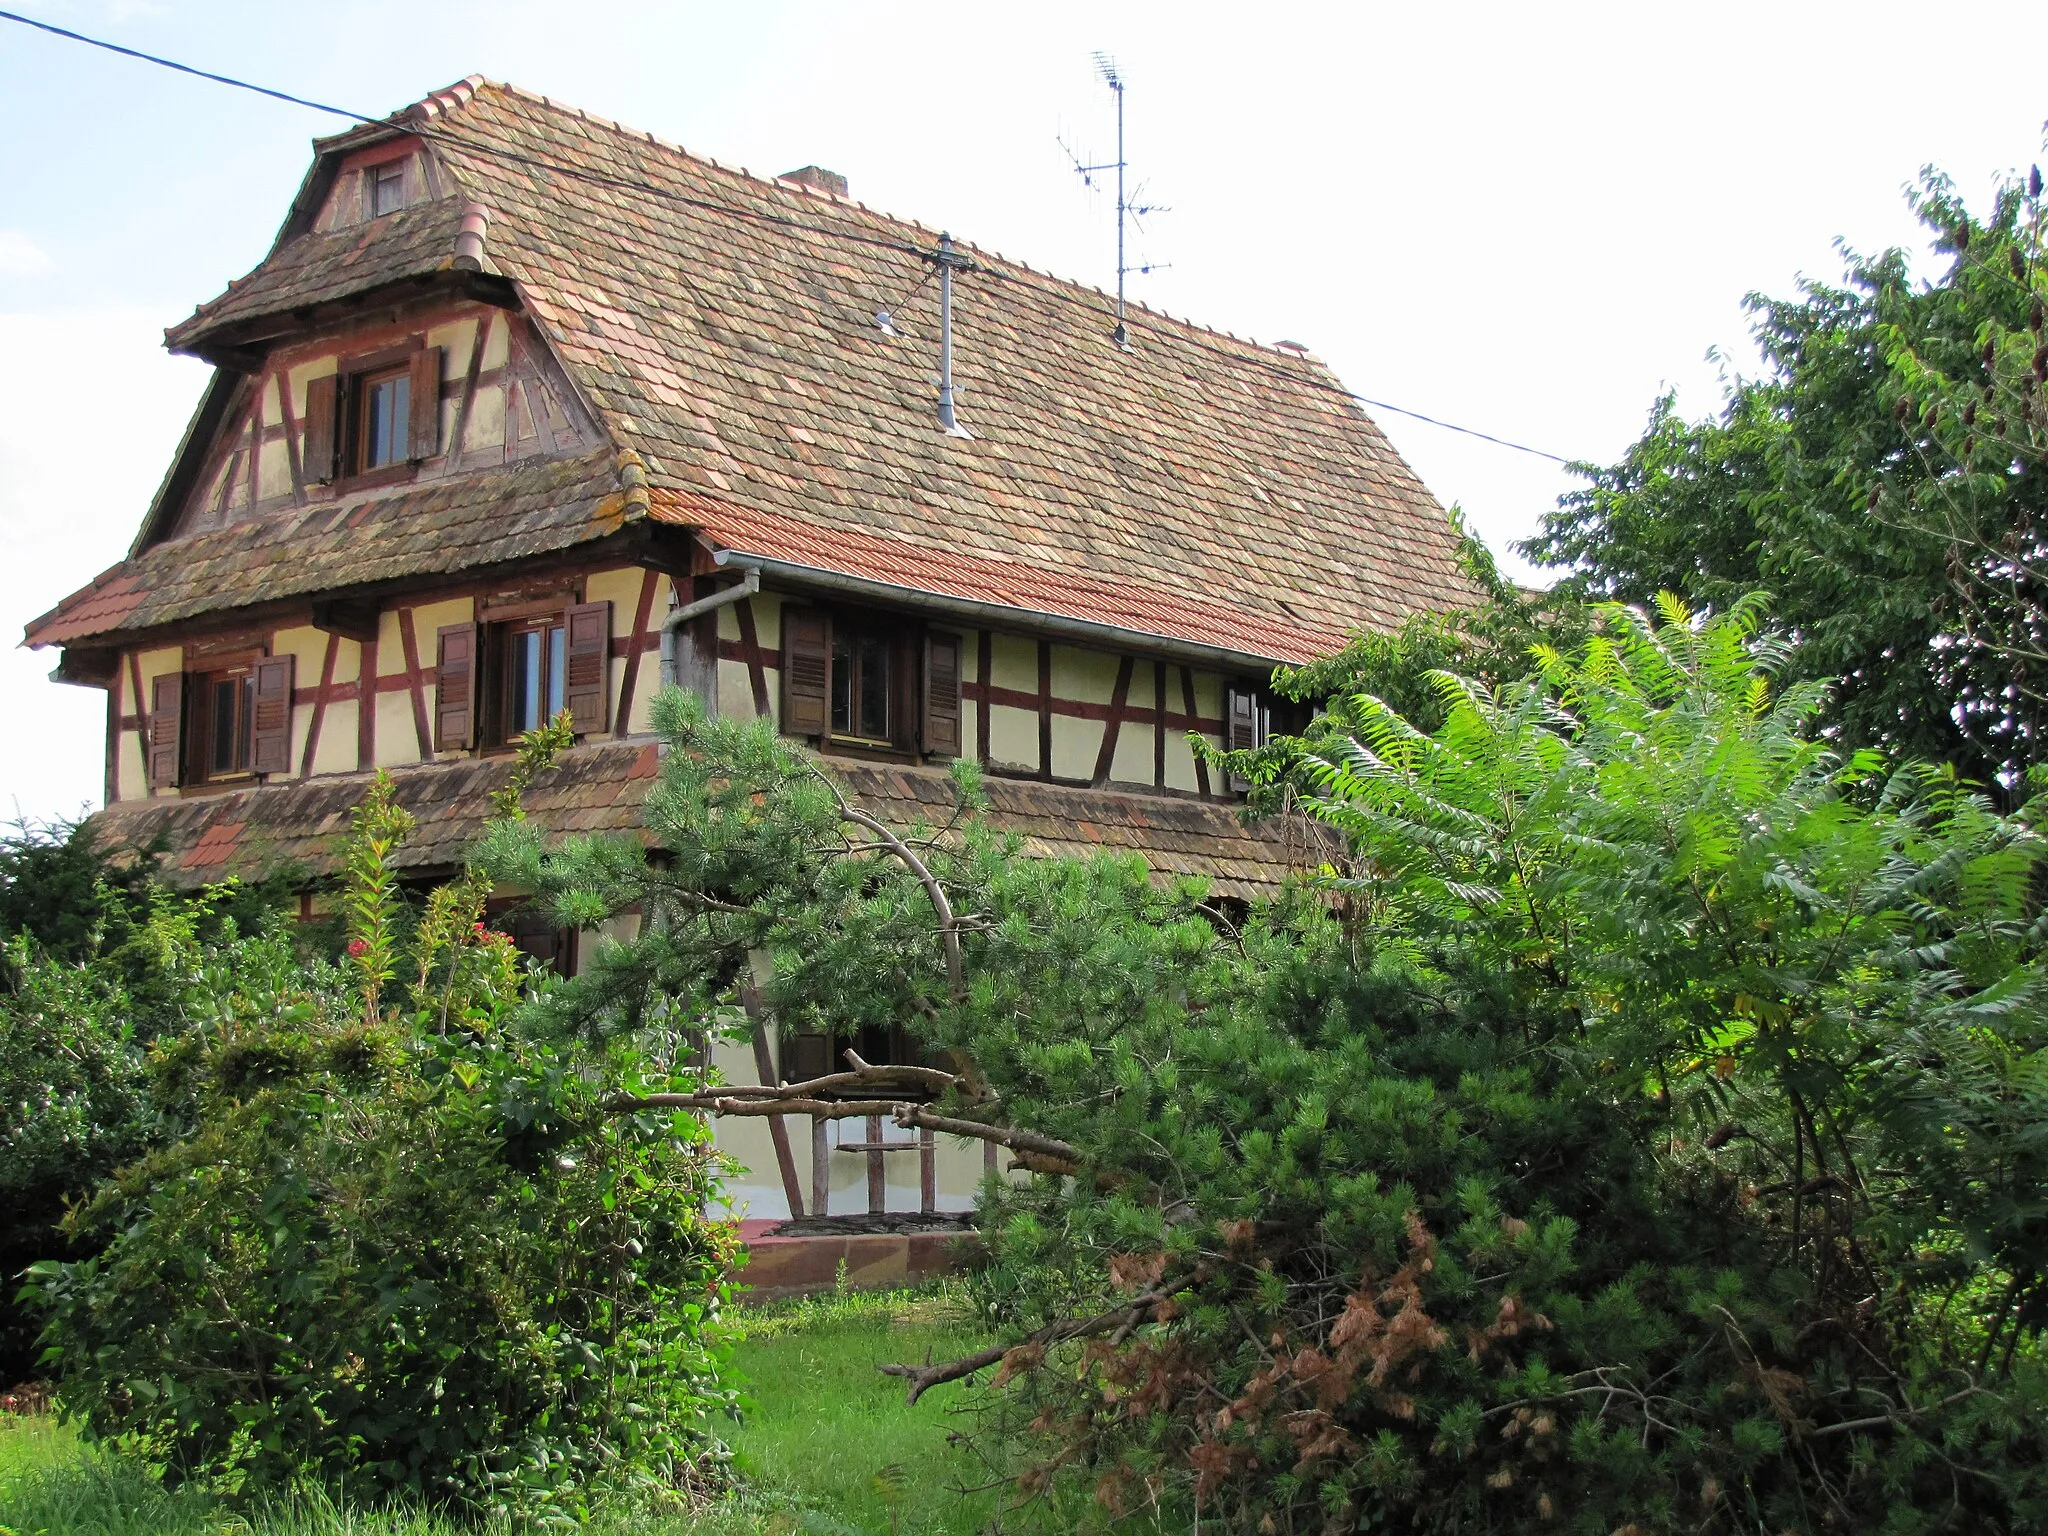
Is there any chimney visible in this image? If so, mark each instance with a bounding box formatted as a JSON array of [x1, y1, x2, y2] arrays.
[[779, 165, 848, 199]]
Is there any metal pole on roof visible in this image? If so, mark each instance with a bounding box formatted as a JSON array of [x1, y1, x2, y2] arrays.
[[934, 232, 973, 438], [1110, 62, 1127, 350]]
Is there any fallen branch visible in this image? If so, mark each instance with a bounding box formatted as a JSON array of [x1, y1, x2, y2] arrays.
[[891, 1105, 1083, 1175], [606, 1060, 976, 1114], [879, 1285, 1177, 1405]]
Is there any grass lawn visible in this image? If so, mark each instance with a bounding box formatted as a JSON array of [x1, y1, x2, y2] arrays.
[[0, 1284, 1013, 1536]]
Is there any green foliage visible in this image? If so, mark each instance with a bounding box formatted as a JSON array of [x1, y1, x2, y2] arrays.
[[26, 717, 740, 1517], [1525, 158, 2048, 786], [0, 835, 285, 1385], [518, 651, 2048, 1530]]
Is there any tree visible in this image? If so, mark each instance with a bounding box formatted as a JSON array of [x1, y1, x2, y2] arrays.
[[512, 653, 2048, 1531], [1525, 159, 2048, 789]]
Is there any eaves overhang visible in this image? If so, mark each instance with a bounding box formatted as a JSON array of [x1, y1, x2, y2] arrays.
[[708, 546, 1301, 676]]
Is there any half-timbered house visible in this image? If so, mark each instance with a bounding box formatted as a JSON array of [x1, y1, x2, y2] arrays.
[[25, 77, 1476, 1222]]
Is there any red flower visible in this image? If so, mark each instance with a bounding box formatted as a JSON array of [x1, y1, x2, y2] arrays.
[[473, 922, 489, 936], [347, 938, 368, 958]]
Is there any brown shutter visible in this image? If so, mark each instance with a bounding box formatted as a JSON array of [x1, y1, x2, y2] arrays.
[[147, 672, 184, 789], [922, 630, 962, 757], [408, 347, 442, 459], [780, 607, 830, 737], [250, 655, 295, 775], [302, 373, 339, 483], [1226, 684, 1260, 793], [564, 600, 611, 735], [435, 622, 478, 750]]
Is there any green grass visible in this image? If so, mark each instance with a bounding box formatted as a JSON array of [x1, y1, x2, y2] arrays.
[[728, 1285, 1004, 1534], [0, 1283, 1008, 1536]]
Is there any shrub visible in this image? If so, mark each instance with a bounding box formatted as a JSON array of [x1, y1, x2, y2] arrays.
[[28, 734, 741, 1515]]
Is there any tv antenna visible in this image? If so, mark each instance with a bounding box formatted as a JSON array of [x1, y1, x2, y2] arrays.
[[1060, 53, 1169, 350]]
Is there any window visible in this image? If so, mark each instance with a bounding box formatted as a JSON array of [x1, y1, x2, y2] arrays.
[[498, 617, 567, 740], [301, 347, 442, 486], [433, 601, 612, 753], [369, 160, 407, 217], [780, 606, 961, 757], [144, 654, 295, 790], [357, 367, 412, 473], [831, 621, 894, 742], [194, 667, 256, 779]]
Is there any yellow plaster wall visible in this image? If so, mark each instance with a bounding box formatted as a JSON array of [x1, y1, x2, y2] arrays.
[[407, 597, 473, 764], [480, 310, 510, 371], [1110, 660, 1164, 786], [1054, 644, 1118, 706], [127, 645, 184, 802], [987, 631, 1037, 693], [270, 625, 331, 781], [1048, 646, 1119, 781], [314, 698, 361, 777], [1164, 670, 1224, 793], [626, 572, 682, 735], [583, 565, 654, 733]]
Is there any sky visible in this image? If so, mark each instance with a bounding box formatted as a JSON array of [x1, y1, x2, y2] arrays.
[[2, 0, 2045, 825]]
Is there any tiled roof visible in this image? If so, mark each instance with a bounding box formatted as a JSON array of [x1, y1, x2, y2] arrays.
[[26, 450, 626, 647], [88, 742, 1309, 901], [30, 77, 1475, 659], [164, 196, 475, 348], [653, 490, 1345, 665]]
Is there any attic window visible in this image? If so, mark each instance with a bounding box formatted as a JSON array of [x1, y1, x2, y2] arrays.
[[370, 159, 408, 217]]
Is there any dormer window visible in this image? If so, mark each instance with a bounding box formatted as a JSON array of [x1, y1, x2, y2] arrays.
[[370, 159, 408, 217]]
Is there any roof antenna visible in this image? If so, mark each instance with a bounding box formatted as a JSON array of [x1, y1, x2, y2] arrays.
[[929, 232, 975, 437], [1061, 53, 1170, 351]]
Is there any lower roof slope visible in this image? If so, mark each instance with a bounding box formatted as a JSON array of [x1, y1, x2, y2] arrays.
[[87, 743, 1311, 902]]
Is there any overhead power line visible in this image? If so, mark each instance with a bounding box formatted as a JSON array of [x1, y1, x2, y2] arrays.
[[0, 6, 1586, 468]]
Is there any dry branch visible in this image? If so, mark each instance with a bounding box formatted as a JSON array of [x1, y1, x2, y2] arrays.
[[891, 1105, 1083, 1174], [879, 1286, 1177, 1405]]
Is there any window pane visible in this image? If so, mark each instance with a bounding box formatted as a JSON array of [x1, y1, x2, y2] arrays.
[[547, 625, 566, 722], [830, 633, 853, 735], [372, 164, 405, 216], [211, 678, 238, 774], [858, 635, 890, 739], [511, 629, 542, 734], [364, 376, 410, 469]]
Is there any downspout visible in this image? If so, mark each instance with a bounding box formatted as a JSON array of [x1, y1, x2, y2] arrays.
[[659, 565, 761, 688]]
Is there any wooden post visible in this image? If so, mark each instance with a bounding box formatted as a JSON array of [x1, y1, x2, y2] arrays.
[[747, 1018, 805, 1219], [812, 1116, 830, 1217], [741, 950, 804, 1218], [920, 1126, 937, 1214], [984, 1140, 999, 1179], [867, 1113, 886, 1214]]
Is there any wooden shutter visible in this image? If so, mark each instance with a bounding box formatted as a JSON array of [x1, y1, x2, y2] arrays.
[[302, 373, 339, 483], [435, 622, 478, 750], [564, 600, 612, 735], [781, 607, 830, 737], [782, 1029, 834, 1084], [250, 655, 295, 775], [408, 347, 442, 459], [147, 672, 184, 789], [1226, 684, 1259, 793], [923, 630, 962, 757]]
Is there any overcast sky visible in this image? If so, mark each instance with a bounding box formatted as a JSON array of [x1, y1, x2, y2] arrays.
[[3, 0, 2046, 825]]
